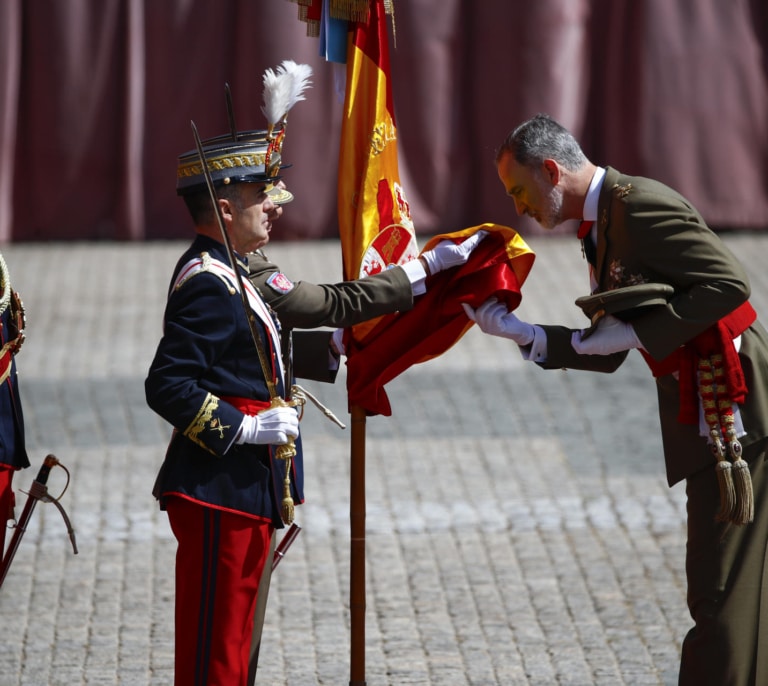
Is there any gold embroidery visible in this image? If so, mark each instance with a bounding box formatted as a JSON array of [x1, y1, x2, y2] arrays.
[[209, 418, 231, 439], [184, 393, 222, 453], [608, 260, 625, 286], [612, 183, 633, 199], [370, 117, 397, 156], [177, 152, 268, 180], [607, 258, 649, 290]]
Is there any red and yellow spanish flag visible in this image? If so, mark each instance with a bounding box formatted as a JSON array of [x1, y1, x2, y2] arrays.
[[337, 0, 419, 343], [296, 0, 536, 415], [347, 224, 535, 415], [334, 0, 535, 415]]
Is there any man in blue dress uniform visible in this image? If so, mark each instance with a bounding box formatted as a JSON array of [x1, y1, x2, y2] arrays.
[[145, 126, 301, 685]]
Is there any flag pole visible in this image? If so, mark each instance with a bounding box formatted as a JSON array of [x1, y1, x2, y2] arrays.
[[349, 403, 367, 685], [323, 1, 402, 681]]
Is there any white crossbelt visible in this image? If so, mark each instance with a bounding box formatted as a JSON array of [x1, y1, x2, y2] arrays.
[[173, 252, 285, 384]]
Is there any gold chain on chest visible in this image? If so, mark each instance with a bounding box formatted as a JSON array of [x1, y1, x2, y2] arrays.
[[0, 252, 11, 317]]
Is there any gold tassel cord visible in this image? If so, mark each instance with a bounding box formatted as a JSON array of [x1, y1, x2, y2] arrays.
[[269, 394, 305, 525], [712, 354, 754, 524], [727, 422, 754, 524], [699, 358, 737, 522], [281, 457, 295, 524]]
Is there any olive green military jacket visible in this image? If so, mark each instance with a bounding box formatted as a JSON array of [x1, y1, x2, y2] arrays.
[[247, 250, 414, 382], [538, 167, 768, 485]]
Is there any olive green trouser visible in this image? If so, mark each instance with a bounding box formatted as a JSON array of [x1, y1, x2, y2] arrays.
[[680, 440, 768, 686]]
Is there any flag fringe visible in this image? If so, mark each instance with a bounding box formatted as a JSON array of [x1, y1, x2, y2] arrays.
[[330, 0, 370, 22], [288, 0, 396, 41], [297, 5, 321, 37]]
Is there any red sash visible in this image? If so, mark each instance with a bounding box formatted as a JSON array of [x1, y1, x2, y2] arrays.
[[220, 396, 270, 414], [640, 301, 756, 424]]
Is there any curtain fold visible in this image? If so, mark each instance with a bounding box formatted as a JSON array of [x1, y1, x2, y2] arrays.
[[0, 0, 21, 242], [2, 0, 767, 242]]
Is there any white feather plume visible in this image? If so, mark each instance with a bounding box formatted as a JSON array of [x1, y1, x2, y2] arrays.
[[261, 60, 313, 127], [282, 60, 313, 105]]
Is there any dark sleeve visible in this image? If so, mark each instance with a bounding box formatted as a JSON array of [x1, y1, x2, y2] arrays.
[[611, 188, 750, 360], [145, 273, 245, 455], [248, 252, 414, 330], [291, 330, 339, 383], [538, 324, 629, 373]]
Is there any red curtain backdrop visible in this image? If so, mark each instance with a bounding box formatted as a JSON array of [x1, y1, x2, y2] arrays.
[[1, 0, 767, 242]]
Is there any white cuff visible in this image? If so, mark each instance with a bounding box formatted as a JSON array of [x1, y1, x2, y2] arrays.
[[520, 325, 548, 363], [235, 414, 256, 445], [400, 259, 428, 296], [629, 324, 644, 351], [331, 328, 345, 356]]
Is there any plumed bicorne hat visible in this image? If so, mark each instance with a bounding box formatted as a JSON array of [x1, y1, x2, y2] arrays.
[[176, 60, 312, 205]]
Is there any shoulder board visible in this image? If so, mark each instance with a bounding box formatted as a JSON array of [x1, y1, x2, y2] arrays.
[[172, 252, 237, 295]]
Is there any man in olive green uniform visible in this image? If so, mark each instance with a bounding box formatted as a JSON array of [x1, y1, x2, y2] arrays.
[[464, 114, 768, 685]]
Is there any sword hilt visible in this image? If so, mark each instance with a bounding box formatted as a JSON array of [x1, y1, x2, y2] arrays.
[[269, 395, 302, 462]]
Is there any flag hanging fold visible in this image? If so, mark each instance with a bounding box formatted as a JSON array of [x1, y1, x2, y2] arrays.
[[337, 0, 418, 344], [346, 224, 535, 416]]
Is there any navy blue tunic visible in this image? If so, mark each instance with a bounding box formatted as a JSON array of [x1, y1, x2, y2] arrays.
[[145, 235, 303, 527]]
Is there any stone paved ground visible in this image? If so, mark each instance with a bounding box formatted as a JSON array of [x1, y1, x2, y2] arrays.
[[0, 232, 766, 685]]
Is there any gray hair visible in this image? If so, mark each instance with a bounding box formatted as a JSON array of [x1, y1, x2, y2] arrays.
[[496, 114, 587, 172]]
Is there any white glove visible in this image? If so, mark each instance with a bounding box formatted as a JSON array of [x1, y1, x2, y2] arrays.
[[570, 314, 642, 355], [421, 230, 488, 275], [462, 298, 535, 345], [236, 405, 299, 445]]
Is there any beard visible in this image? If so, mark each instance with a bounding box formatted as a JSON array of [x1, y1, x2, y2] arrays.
[[534, 181, 565, 230]]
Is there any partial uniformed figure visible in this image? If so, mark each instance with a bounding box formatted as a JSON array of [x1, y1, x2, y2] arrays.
[[465, 113, 768, 685], [0, 251, 29, 557]]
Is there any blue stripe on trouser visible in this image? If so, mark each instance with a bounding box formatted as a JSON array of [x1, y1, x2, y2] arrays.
[[194, 507, 220, 686]]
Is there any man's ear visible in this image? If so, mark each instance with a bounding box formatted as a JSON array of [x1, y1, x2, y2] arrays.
[[217, 197, 234, 221], [542, 158, 560, 186]]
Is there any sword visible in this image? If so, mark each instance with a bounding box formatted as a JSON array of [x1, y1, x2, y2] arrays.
[[191, 120, 301, 524], [0, 454, 78, 590], [248, 523, 302, 683], [272, 522, 301, 571]]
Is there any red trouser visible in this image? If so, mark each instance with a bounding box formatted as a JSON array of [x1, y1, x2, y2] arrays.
[[0, 466, 15, 555], [166, 496, 272, 686]]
